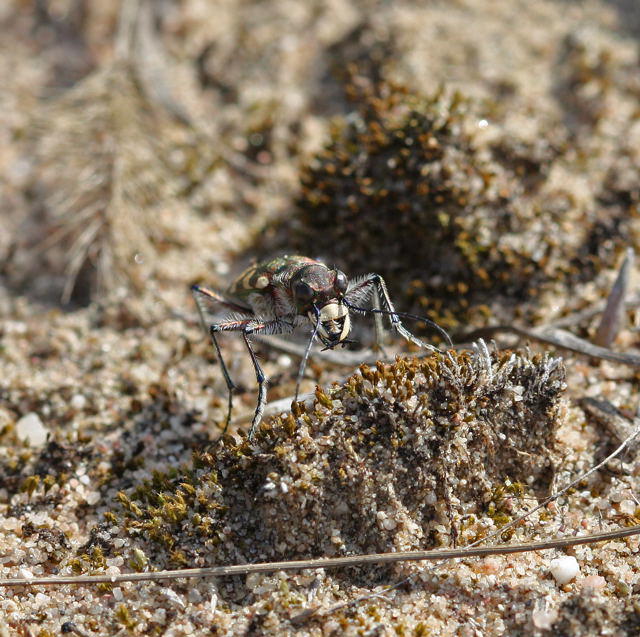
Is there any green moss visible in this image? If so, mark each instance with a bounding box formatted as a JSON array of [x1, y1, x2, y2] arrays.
[[414, 622, 429, 636], [103, 511, 119, 525], [129, 548, 149, 572], [115, 604, 137, 631], [21, 475, 40, 498], [113, 349, 563, 576]]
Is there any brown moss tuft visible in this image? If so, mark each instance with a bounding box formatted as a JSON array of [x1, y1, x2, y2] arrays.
[[290, 79, 548, 331], [115, 347, 565, 573]]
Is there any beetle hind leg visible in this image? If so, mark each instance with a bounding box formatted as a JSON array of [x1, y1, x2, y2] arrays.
[[208, 325, 239, 437]]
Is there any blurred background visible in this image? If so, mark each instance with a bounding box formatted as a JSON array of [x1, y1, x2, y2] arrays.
[[1, 0, 639, 336]]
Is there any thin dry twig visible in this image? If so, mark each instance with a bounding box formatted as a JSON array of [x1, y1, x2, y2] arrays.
[[548, 293, 640, 329], [580, 396, 640, 450], [461, 247, 637, 359], [133, 0, 193, 127], [594, 247, 634, 347], [459, 325, 640, 367], [0, 525, 638, 589], [114, 0, 140, 60]]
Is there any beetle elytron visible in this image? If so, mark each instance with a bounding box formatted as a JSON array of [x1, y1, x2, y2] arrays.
[[192, 255, 451, 440]]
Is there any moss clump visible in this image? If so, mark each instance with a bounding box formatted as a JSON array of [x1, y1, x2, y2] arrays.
[[21, 521, 71, 565], [115, 347, 564, 572], [287, 78, 634, 332], [553, 594, 640, 637], [291, 80, 548, 331], [114, 604, 137, 631]]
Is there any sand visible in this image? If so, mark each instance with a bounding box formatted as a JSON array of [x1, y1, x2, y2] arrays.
[[2, 0, 640, 634]]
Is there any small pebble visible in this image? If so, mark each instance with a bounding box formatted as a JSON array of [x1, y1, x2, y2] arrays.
[[162, 587, 185, 608], [70, 394, 87, 410], [276, 354, 292, 368], [85, 491, 101, 505], [582, 575, 606, 590], [532, 606, 558, 629], [549, 556, 580, 584], [619, 499, 636, 516], [475, 557, 501, 574], [16, 413, 48, 447], [34, 592, 49, 607]]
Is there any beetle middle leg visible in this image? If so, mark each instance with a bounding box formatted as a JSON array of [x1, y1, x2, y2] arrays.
[[209, 316, 294, 439], [345, 273, 451, 351]]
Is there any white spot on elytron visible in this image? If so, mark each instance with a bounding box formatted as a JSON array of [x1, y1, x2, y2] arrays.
[[255, 275, 269, 289]]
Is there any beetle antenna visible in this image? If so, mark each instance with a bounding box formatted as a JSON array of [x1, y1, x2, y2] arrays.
[[294, 304, 322, 406], [343, 300, 453, 346]]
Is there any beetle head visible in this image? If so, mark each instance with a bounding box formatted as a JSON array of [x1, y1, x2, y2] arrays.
[[291, 265, 351, 347]]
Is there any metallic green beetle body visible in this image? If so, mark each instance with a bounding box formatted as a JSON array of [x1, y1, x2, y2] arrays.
[[228, 255, 351, 347], [192, 254, 448, 439], [228, 255, 317, 300]]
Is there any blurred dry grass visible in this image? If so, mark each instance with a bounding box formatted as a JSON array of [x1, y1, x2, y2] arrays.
[[1, 0, 297, 306], [29, 61, 183, 301], [6, 1, 215, 302]]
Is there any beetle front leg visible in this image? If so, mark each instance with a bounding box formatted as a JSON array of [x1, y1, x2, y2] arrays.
[[345, 274, 444, 352], [370, 284, 388, 354], [370, 274, 440, 352]]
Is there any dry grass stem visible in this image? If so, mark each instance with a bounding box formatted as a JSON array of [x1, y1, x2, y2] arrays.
[[549, 292, 640, 329], [461, 325, 640, 366], [594, 247, 634, 347], [0, 525, 638, 589], [579, 397, 640, 449]]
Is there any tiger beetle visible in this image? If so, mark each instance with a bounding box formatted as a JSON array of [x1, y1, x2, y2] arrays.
[[192, 255, 451, 440]]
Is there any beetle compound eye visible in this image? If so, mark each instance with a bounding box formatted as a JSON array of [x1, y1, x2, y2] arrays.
[[294, 281, 314, 302], [334, 270, 348, 295]]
